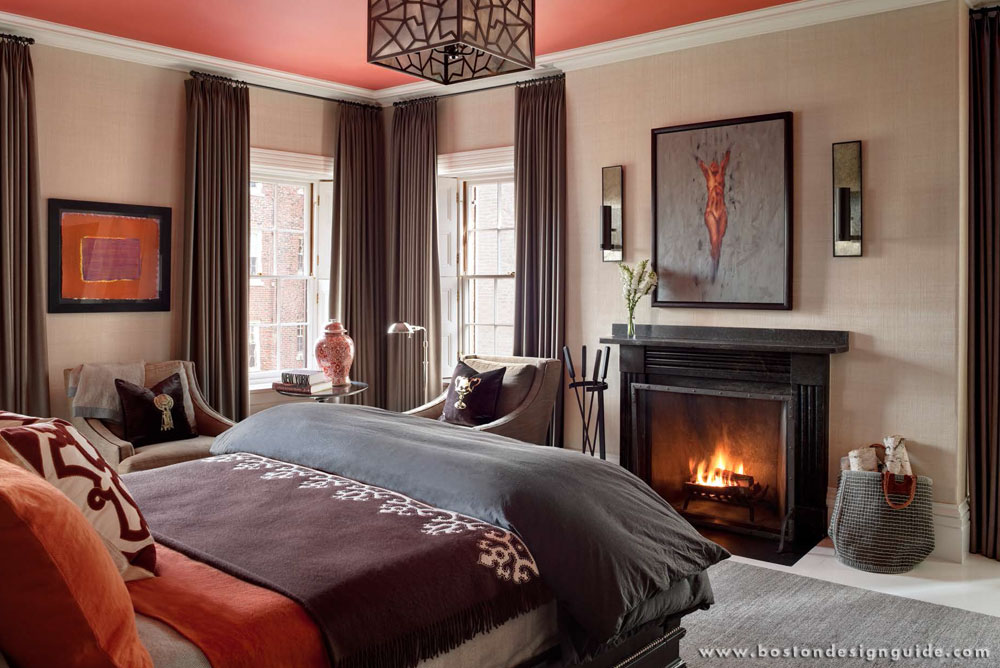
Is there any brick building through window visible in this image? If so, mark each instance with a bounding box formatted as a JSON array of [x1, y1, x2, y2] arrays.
[[249, 179, 315, 380], [437, 148, 517, 376], [461, 178, 516, 357]]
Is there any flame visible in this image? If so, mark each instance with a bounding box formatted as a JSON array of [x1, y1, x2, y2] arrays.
[[690, 448, 745, 487]]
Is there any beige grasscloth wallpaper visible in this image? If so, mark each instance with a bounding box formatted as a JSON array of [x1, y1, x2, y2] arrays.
[[34, 48, 186, 420], [440, 0, 968, 504], [33, 45, 337, 419], [32, 0, 968, 506]]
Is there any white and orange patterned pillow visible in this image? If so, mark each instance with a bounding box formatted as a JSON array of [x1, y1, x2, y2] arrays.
[[0, 417, 156, 580]]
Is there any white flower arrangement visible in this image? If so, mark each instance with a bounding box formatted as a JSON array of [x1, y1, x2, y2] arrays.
[[618, 259, 658, 336]]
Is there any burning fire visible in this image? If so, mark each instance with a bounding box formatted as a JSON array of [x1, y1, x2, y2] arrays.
[[690, 450, 745, 487]]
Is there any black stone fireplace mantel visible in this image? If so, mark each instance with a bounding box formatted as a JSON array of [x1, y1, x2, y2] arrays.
[[602, 323, 849, 354], [601, 323, 849, 559]]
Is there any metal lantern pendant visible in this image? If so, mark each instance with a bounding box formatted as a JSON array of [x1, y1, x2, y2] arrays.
[[367, 0, 535, 85]]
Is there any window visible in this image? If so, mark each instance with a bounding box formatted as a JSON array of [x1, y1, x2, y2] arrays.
[[248, 325, 260, 372], [461, 178, 516, 357], [248, 179, 318, 382], [437, 147, 516, 375]]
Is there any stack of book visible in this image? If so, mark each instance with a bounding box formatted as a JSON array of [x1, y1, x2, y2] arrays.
[[272, 369, 332, 395]]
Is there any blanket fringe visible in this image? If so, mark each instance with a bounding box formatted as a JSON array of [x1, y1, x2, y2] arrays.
[[335, 585, 550, 668]]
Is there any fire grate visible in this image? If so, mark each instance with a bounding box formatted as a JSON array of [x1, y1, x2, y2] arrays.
[[682, 469, 769, 523]]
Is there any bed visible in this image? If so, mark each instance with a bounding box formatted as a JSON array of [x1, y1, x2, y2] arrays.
[[117, 403, 727, 668]]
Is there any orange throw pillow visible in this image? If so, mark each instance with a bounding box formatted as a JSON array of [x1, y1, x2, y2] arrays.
[[0, 459, 152, 668]]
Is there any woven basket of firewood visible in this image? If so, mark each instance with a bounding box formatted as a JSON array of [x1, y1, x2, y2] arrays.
[[829, 470, 934, 574]]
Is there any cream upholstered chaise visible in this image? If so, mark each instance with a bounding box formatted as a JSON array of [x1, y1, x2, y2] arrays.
[[63, 360, 234, 473], [406, 354, 562, 445]]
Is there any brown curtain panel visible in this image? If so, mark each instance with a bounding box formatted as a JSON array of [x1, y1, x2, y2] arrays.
[[387, 99, 440, 412], [0, 37, 48, 416], [970, 9, 1000, 560], [181, 75, 250, 421], [513, 76, 566, 446], [331, 103, 387, 407]]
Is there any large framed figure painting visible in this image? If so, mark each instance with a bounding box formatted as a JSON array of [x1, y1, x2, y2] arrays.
[[48, 199, 171, 313], [651, 112, 792, 309]]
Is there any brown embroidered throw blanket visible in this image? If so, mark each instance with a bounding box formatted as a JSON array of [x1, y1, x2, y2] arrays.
[[125, 453, 549, 668]]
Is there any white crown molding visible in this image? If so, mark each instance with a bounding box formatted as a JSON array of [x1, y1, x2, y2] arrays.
[[0, 11, 378, 104], [0, 0, 952, 106], [376, 0, 949, 103], [437, 147, 514, 177]]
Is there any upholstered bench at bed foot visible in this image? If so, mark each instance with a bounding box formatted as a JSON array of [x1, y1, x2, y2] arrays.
[[118, 436, 217, 474]]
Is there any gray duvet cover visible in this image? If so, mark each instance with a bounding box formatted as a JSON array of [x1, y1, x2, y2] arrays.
[[211, 403, 727, 657]]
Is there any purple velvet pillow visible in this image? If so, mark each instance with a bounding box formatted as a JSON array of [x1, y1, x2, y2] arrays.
[[439, 361, 506, 427], [115, 373, 197, 447]]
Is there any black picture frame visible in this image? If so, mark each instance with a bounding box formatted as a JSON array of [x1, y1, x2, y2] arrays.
[[651, 111, 793, 310], [47, 198, 171, 313]]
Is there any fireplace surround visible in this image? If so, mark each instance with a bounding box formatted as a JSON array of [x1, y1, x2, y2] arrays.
[[602, 324, 849, 557]]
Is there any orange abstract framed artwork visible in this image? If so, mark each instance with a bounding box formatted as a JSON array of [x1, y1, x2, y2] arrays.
[[47, 199, 170, 313]]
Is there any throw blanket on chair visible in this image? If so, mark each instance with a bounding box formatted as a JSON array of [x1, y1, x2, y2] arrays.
[[67, 361, 146, 422], [125, 454, 548, 668]]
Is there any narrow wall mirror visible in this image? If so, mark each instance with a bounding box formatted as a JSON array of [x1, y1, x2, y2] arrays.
[[832, 141, 862, 257], [601, 165, 624, 262]]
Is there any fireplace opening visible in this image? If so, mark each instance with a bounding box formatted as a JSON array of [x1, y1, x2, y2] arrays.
[[636, 385, 791, 539]]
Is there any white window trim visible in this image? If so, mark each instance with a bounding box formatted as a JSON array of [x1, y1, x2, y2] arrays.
[[249, 147, 333, 389], [460, 176, 516, 358], [248, 324, 261, 373], [248, 178, 315, 386], [438, 147, 516, 365], [250, 147, 333, 182], [438, 147, 514, 179]]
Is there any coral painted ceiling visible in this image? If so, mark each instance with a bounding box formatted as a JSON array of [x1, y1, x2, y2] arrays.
[[0, 0, 799, 90]]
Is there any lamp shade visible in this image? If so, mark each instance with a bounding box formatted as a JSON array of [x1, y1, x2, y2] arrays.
[[367, 0, 535, 85], [387, 321, 426, 335]]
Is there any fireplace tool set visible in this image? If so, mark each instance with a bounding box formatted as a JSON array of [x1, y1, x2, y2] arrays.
[[563, 345, 610, 459]]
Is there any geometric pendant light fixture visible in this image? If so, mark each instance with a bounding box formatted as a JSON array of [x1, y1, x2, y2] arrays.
[[367, 0, 535, 85]]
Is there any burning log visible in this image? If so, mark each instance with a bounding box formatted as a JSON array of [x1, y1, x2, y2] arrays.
[[682, 468, 769, 523]]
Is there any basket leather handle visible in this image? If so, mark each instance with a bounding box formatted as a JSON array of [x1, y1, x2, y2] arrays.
[[882, 472, 917, 510]]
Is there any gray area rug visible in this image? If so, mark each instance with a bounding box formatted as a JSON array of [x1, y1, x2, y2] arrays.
[[684, 560, 997, 666]]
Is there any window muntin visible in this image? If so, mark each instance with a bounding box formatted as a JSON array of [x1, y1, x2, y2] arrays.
[[249, 180, 316, 381], [461, 178, 515, 357]]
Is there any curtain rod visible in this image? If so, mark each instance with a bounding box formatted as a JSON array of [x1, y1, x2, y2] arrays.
[[190, 70, 248, 88], [191, 70, 375, 109], [248, 69, 564, 106], [194, 75, 379, 107], [393, 95, 436, 107], [19, 35, 557, 105], [192, 69, 565, 106], [0, 33, 34, 45], [427, 71, 565, 101], [971, 4, 1000, 13]]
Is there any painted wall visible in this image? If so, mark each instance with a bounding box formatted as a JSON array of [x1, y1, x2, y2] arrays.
[[438, 86, 516, 155], [437, 0, 968, 504], [34, 46, 187, 419], [31, 1, 969, 507], [33, 45, 337, 418]]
